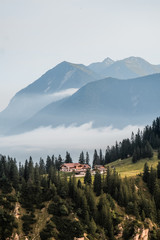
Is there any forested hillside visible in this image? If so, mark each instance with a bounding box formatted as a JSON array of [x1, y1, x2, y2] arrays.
[[1, 155, 160, 239], [92, 117, 160, 166], [1, 117, 160, 239]]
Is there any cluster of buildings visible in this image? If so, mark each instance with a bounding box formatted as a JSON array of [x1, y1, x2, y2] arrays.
[[60, 163, 106, 175]]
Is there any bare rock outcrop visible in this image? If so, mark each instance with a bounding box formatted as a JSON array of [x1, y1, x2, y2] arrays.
[[133, 228, 149, 240]]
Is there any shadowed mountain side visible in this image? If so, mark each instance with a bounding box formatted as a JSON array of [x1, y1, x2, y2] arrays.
[[88, 57, 160, 79], [13, 73, 160, 134]]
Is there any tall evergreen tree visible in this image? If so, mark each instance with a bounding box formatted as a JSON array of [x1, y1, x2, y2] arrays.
[[158, 148, 160, 160], [46, 156, 52, 174], [143, 163, 150, 183], [86, 152, 90, 165], [84, 169, 92, 185], [157, 162, 160, 179], [65, 152, 72, 163], [39, 158, 46, 175], [92, 150, 99, 167], [79, 151, 85, 164], [99, 149, 103, 165], [93, 171, 102, 196]]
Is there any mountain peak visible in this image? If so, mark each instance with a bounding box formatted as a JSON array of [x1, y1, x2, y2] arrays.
[[103, 57, 114, 65], [122, 56, 149, 64]]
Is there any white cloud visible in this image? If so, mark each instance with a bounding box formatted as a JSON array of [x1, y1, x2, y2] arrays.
[[50, 88, 78, 99], [0, 123, 143, 163]]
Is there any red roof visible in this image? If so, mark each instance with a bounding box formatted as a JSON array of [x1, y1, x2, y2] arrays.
[[94, 165, 105, 169], [61, 163, 90, 168]]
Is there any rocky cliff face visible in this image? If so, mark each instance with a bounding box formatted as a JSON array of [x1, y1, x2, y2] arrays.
[[133, 228, 149, 240]]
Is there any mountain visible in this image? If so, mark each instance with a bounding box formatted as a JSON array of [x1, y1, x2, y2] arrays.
[[17, 61, 99, 95], [88, 56, 160, 79], [88, 57, 114, 75], [1, 57, 160, 135], [0, 61, 99, 135], [16, 73, 160, 133]]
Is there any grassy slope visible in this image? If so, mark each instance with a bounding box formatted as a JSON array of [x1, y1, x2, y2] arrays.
[[106, 151, 159, 178]]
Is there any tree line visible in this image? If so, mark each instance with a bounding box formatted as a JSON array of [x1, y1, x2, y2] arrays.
[[1, 153, 160, 239]]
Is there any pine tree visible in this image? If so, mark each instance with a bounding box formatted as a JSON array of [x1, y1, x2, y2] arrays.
[[79, 151, 85, 164], [145, 141, 153, 159], [46, 156, 52, 174], [24, 160, 29, 182], [86, 152, 90, 165], [93, 171, 101, 196], [9, 159, 19, 190], [39, 158, 46, 175], [65, 152, 72, 163], [84, 169, 92, 185], [141, 210, 145, 221], [158, 149, 160, 160], [85, 186, 97, 219], [99, 149, 103, 165], [157, 162, 160, 179], [105, 146, 111, 164], [148, 167, 157, 194], [106, 207, 114, 240], [92, 149, 99, 167], [57, 155, 63, 170], [77, 179, 82, 188], [88, 218, 97, 235], [143, 162, 150, 183]]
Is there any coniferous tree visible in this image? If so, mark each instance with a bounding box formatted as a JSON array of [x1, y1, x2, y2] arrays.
[[93, 171, 101, 196], [85, 185, 97, 219], [158, 149, 160, 160], [46, 156, 52, 174], [105, 147, 110, 164], [28, 156, 34, 182], [84, 169, 92, 185], [105, 207, 114, 240], [88, 218, 97, 235], [157, 162, 160, 179], [34, 163, 40, 188], [39, 158, 46, 175], [56, 155, 63, 170], [77, 179, 82, 189], [86, 152, 90, 165], [65, 152, 72, 163], [9, 159, 19, 190], [92, 150, 99, 167], [24, 160, 29, 182], [144, 141, 153, 159], [143, 162, 150, 183], [99, 149, 103, 165], [148, 167, 157, 194], [79, 151, 85, 164]]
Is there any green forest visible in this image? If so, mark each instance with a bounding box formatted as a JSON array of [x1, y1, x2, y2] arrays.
[[1, 117, 160, 239]]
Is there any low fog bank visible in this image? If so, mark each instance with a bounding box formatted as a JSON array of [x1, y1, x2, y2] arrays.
[[0, 122, 143, 164]]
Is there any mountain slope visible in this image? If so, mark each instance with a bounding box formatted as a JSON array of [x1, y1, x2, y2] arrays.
[[106, 152, 159, 177], [0, 61, 99, 135], [15, 73, 160, 133], [88, 56, 160, 79], [17, 61, 99, 95]]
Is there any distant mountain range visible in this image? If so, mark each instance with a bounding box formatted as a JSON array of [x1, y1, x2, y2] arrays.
[[88, 56, 160, 79], [15, 73, 160, 134], [0, 56, 160, 135]]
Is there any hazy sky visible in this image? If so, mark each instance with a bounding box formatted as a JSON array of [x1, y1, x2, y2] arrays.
[[1, 0, 160, 111]]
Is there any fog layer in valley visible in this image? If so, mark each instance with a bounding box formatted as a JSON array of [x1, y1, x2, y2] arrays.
[[0, 123, 143, 163]]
